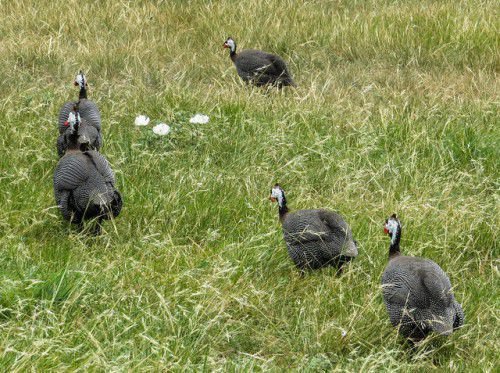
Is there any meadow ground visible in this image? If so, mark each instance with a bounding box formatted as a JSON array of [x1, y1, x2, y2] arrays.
[[0, 0, 498, 370]]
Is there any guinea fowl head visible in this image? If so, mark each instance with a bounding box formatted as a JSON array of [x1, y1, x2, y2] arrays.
[[74, 71, 88, 99], [270, 184, 289, 219], [63, 104, 82, 147], [64, 109, 80, 133], [74, 71, 87, 88], [384, 214, 402, 257], [223, 37, 236, 53]]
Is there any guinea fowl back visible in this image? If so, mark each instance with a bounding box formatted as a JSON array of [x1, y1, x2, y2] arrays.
[[235, 50, 294, 86], [283, 209, 357, 251], [54, 150, 122, 225], [58, 100, 101, 133], [382, 256, 456, 335], [57, 117, 102, 157]]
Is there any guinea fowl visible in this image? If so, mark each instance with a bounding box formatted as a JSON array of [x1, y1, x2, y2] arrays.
[[58, 71, 101, 133], [381, 214, 464, 342], [54, 115, 122, 234], [269, 184, 357, 272], [223, 37, 295, 88], [56, 103, 102, 157]]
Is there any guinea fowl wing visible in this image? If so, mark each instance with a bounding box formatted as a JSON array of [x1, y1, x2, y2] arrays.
[[235, 50, 282, 80], [282, 209, 353, 269], [317, 209, 357, 257], [58, 100, 101, 134], [382, 257, 432, 308], [420, 260, 455, 334], [84, 151, 122, 218], [54, 153, 90, 221], [78, 100, 102, 131], [382, 256, 456, 336], [54, 154, 90, 191], [267, 53, 293, 80], [85, 151, 115, 183], [419, 260, 453, 305]]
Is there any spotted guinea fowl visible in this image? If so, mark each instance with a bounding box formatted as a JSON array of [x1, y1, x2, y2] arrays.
[[269, 184, 357, 272], [381, 214, 464, 341], [56, 102, 102, 157], [58, 71, 101, 133], [223, 37, 295, 88], [54, 116, 122, 234]]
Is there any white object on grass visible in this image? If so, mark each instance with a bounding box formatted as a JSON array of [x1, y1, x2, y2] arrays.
[[135, 115, 150, 126], [152, 123, 171, 136], [189, 113, 209, 124]]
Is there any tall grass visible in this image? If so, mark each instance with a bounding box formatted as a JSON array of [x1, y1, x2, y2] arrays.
[[0, 0, 498, 370]]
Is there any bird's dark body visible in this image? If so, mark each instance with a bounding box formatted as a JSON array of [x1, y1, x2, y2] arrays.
[[281, 209, 358, 270], [381, 216, 464, 341], [56, 117, 102, 157], [232, 49, 295, 88], [58, 99, 101, 133], [54, 150, 122, 225]]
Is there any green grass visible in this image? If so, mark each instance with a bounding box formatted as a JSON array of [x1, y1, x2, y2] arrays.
[[0, 0, 498, 370]]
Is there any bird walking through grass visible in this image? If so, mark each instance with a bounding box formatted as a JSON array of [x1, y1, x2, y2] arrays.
[[381, 214, 464, 342], [270, 184, 357, 273], [223, 37, 295, 88]]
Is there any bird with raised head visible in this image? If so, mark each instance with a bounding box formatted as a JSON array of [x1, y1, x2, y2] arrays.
[[56, 102, 102, 157], [54, 112, 121, 234], [381, 214, 464, 342], [223, 37, 295, 88], [269, 184, 357, 272], [58, 71, 102, 140]]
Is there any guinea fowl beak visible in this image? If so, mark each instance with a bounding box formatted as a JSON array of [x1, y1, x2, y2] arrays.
[[269, 196, 277, 202], [223, 43, 229, 48]]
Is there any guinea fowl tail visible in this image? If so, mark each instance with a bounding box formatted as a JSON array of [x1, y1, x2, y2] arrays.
[[453, 301, 465, 329], [90, 192, 114, 216], [286, 78, 297, 87], [430, 320, 453, 336], [341, 239, 358, 258], [429, 307, 455, 336]]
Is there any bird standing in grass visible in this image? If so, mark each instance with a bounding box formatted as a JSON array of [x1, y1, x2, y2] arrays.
[[223, 37, 295, 88], [54, 112, 122, 234], [58, 71, 102, 142], [269, 184, 357, 272], [56, 102, 102, 157], [381, 214, 464, 342]]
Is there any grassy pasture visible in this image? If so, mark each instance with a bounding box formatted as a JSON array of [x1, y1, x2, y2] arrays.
[[0, 0, 498, 370]]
